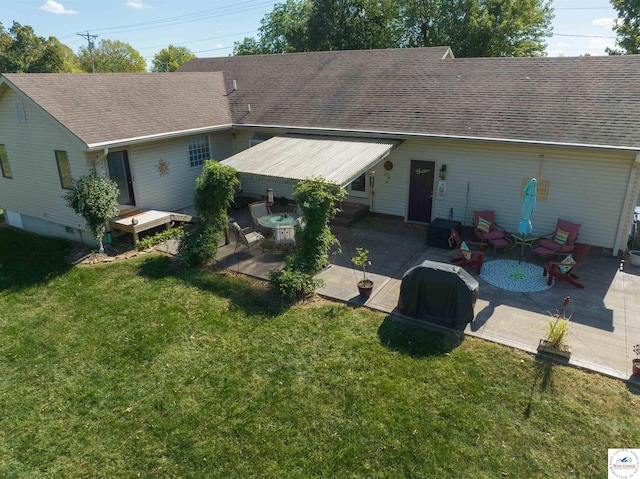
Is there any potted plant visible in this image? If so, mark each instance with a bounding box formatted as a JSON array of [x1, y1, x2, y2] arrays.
[[537, 296, 572, 360], [351, 247, 374, 298], [632, 344, 640, 378]]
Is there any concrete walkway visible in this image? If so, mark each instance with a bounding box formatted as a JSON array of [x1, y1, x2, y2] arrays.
[[212, 211, 640, 382]]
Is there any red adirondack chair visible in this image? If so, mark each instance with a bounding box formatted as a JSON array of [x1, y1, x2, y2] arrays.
[[543, 243, 590, 288], [448, 229, 486, 274]]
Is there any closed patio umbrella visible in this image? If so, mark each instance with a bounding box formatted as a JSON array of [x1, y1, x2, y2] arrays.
[[518, 178, 537, 235], [511, 178, 537, 280]]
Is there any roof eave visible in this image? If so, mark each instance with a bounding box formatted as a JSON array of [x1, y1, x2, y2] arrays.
[[86, 124, 233, 151], [233, 123, 640, 153]]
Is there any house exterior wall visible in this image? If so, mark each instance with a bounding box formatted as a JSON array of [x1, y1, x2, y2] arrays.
[[0, 88, 92, 242], [125, 130, 233, 212], [375, 138, 635, 251], [228, 131, 636, 252]]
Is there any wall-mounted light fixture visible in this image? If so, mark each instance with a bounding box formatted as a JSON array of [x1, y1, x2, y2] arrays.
[[439, 164, 447, 180], [369, 171, 375, 187], [267, 188, 274, 205]]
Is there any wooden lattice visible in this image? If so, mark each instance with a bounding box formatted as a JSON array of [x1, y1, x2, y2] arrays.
[[521, 178, 549, 201]]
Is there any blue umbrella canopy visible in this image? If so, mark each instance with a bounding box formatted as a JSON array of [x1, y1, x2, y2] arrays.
[[518, 178, 537, 235]]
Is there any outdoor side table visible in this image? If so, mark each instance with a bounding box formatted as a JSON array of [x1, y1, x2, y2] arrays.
[[510, 233, 538, 250]]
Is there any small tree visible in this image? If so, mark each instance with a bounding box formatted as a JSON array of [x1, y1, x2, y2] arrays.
[[270, 177, 346, 301], [64, 172, 119, 253], [178, 160, 240, 267], [290, 177, 345, 273]]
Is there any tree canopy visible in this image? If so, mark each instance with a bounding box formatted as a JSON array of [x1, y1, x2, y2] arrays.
[[608, 0, 640, 55], [234, 0, 554, 57], [151, 45, 196, 72], [0, 21, 79, 73], [78, 39, 146, 73]]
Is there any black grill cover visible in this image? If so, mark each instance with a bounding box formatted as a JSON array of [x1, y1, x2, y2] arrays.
[[397, 260, 479, 325]]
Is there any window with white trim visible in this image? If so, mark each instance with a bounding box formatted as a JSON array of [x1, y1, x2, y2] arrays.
[[55, 150, 72, 189], [188, 136, 211, 167], [0, 144, 12, 178]]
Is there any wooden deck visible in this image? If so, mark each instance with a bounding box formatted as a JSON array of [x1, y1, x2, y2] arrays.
[[109, 210, 192, 244]]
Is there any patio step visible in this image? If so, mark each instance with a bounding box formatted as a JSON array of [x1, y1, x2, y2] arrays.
[[331, 202, 369, 227]]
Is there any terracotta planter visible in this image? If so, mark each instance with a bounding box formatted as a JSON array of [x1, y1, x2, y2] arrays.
[[632, 359, 640, 378], [537, 339, 571, 360], [357, 279, 374, 298]]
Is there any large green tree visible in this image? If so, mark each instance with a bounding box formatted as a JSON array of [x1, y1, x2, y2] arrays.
[[402, 0, 554, 57], [234, 0, 553, 57], [235, 0, 313, 54], [151, 45, 196, 72], [607, 0, 640, 55], [78, 39, 146, 73], [0, 21, 78, 72]]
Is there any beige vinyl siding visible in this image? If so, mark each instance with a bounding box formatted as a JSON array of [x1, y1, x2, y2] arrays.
[[0, 88, 91, 232], [128, 131, 233, 211], [378, 138, 634, 250]]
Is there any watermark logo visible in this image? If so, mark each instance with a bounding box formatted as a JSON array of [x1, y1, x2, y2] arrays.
[[609, 449, 640, 478]]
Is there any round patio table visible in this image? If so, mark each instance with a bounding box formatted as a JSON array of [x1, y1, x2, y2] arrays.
[[258, 213, 301, 229]]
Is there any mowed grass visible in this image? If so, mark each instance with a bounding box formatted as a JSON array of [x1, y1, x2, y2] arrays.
[[0, 228, 639, 478]]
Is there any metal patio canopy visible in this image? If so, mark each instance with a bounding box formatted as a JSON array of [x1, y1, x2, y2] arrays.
[[221, 134, 400, 187]]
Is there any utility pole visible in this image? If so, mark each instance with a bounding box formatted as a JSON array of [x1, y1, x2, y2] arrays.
[[77, 31, 98, 73]]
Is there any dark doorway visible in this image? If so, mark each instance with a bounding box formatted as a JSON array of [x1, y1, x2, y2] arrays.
[[107, 151, 136, 206], [407, 160, 435, 223]]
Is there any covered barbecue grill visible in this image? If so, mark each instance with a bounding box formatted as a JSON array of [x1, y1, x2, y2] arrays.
[[397, 260, 479, 326]]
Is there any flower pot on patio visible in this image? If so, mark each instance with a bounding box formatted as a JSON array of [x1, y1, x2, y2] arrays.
[[537, 339, 572, 360], [357, 279, 374, 298], [632, 358, 640, 378], [629, 250, 640, 267]]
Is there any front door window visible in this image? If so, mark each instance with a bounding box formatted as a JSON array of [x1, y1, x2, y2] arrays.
[[348, 173, 368, 198]]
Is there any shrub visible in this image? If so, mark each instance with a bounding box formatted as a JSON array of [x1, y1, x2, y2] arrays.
[[182, 161, 240, 266], [136, 226, 183, 251], [178, 223, 220, 267], [270, 267, 323, 301], [289, 177, 345, 274], [64, 172, 119, 252]]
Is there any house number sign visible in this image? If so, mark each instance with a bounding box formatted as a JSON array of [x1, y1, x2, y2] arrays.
[[415, 168, 430, 175]]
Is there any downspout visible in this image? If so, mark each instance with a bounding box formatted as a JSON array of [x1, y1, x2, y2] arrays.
[[613, 152, 640, 256]]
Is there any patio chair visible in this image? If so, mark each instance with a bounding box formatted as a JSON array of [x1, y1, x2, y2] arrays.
[[292, 204, 303, 215], [231, 221, 264, 253], [533, 219, 581, 257], [448, 229, 486, 274], [473, 210, 510, 252], [542, 243, 590, 288], [249, 201, 271, 231], [274, 225, 296, 249]]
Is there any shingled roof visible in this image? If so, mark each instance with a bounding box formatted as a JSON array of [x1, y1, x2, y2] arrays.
[[179, 48, 640, 150], [1, 72, 231, 148]]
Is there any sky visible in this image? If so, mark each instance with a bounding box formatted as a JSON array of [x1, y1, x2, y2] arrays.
[[0, 0, 620, 68]]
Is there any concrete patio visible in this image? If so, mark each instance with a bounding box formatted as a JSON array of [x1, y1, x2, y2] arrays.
[[212, 209, 640, 382]]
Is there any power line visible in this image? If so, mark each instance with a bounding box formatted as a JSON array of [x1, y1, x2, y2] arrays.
[[138, 30, 258, 52], [553, 33, 616, 39], [89, 0, 275, 35]]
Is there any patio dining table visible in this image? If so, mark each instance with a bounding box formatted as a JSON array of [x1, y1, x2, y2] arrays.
[[258, 213, 301, 230]]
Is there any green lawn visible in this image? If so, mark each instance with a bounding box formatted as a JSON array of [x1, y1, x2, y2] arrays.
[[0, 227, 639, 478]]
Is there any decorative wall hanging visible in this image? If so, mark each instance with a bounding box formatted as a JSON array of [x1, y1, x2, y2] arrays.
[[157, 158, 170, 176]]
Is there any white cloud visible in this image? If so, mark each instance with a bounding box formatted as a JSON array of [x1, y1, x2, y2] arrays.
[[38, 1, 78, 14], [592, 17, 615, 29], [127, 0, 152, 9], [589, 37, 615, 53]]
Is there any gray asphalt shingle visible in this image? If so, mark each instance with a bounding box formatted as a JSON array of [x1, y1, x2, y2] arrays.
[[2, 72, 231, 146], [179, 48, 640, 149]]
